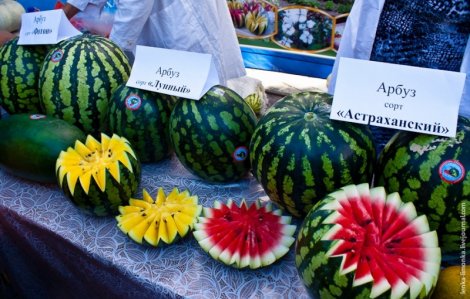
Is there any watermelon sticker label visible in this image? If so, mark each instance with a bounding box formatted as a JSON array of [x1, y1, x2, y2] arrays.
[[125, 94, 142, 111], [232, 146, 248, 162], [439, 160, 465, 184], [50, 49, 64, 63], [29, 114, 46, 120]]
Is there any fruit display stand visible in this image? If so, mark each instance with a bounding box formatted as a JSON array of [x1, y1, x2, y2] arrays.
[[0, 155, 309, 298]]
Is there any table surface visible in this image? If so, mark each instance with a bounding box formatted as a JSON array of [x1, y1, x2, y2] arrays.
[[0, 154, 310, 299]]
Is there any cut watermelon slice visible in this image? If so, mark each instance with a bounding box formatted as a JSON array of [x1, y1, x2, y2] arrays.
[[193, 199, 297, 269], [295, 183, 441, 299]]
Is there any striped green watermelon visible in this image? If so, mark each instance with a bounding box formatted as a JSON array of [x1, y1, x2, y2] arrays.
[[295, 184, 441, 299], [375, 115, 470, 263], [106, 84, 177, 163], [0, 37, 48, 114], [193, 199, 296, 269], [38, 34, 131, 136], [169, 85, 257, 183], [56, 133, 141, 216], [250, 91, 376, 217]]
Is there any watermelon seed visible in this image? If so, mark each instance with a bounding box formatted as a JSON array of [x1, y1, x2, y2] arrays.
[[142, 213, 147, 217]]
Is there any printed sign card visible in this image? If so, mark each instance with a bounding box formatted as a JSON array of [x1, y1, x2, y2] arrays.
[[330, 58, 466, 137], [18, 10, 82, 45], [127, 46, 220, 100]]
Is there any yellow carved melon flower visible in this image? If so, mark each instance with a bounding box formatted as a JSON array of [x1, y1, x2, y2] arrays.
[[116, 188, 202, 246], [56, 133, 137, 195]]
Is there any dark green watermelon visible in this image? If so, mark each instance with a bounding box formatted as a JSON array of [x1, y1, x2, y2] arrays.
[[0, 113, 85, 183], [38, 34, 131, 136], [0, 37, 48, 114], [106, 84, 177, 163], [169, 85, 257, 183], [375, 115, 470, 263], [250, 91, 376, 217]]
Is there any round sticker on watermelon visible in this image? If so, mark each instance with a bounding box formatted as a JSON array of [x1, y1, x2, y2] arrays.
[[124, 94, 142, 111], [438, 160, 465, 184], [50, 49, 64, 63], [232, 146, 248, 162], [29, 114, 46, 120]]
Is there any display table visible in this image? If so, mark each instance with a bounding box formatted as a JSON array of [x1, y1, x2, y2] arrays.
[[0, 155, 309, 299]]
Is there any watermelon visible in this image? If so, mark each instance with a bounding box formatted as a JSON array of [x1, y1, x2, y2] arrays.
[[169, 85, 257, 183], [38, 34, 131, 136], [106, 84, 177, 163], [116, 187, 202, 246], [0, 113, 85, 183], [374, 115, 470, 263], [56, 133, 141, 216], [193, 199, 297, 269], [295, 183, 441, 299], [250, 91, 376, 217], [0, 37, 48, 114]]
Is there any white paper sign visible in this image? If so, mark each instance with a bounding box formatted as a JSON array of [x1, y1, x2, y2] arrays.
[[126, 46, 220, 100], [18, 10, 82, 45], [330, 58, 466, 138]]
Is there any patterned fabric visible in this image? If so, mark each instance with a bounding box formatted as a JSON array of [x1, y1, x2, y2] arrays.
[[371, 0, 470, 71], [0, 156, 308, 299], [368, 0, 470, 153]]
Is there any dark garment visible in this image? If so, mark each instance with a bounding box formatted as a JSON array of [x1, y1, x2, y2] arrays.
[[368, 0, 470, 153], [371, 0, 470, 72]]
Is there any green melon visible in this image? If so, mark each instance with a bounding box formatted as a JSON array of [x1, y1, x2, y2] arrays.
[[375, 115, 470, 263], [0, 113, 85, 183], [56, 133, 141, 216], [250, 91, 376, 217], [169, 85, 257, 183], [106, 84, 177, 163], [0, 37, 48, 114], [38, 34, 131, 136], [295, 184, 441, 299]]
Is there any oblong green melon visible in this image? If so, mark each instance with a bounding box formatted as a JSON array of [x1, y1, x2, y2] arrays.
[[0, 37, 48, 114], [0, 113, 85, 183], [38, 34, 131, 136]]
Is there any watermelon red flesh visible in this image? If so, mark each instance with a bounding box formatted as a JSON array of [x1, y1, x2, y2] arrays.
[[295, 184, 441, 299], [193, 200, 296, 269]]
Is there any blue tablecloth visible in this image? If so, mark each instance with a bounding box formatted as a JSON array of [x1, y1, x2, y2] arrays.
[[0, 155, 309, 299]]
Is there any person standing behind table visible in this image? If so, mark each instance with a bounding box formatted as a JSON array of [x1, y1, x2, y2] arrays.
[[327, 0, 470, 152], [0, 30, 15, 46], [63, 0, 247, 85]]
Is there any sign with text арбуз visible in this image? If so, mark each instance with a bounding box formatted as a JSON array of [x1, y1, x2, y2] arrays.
[[330, 58, 466, 138]]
